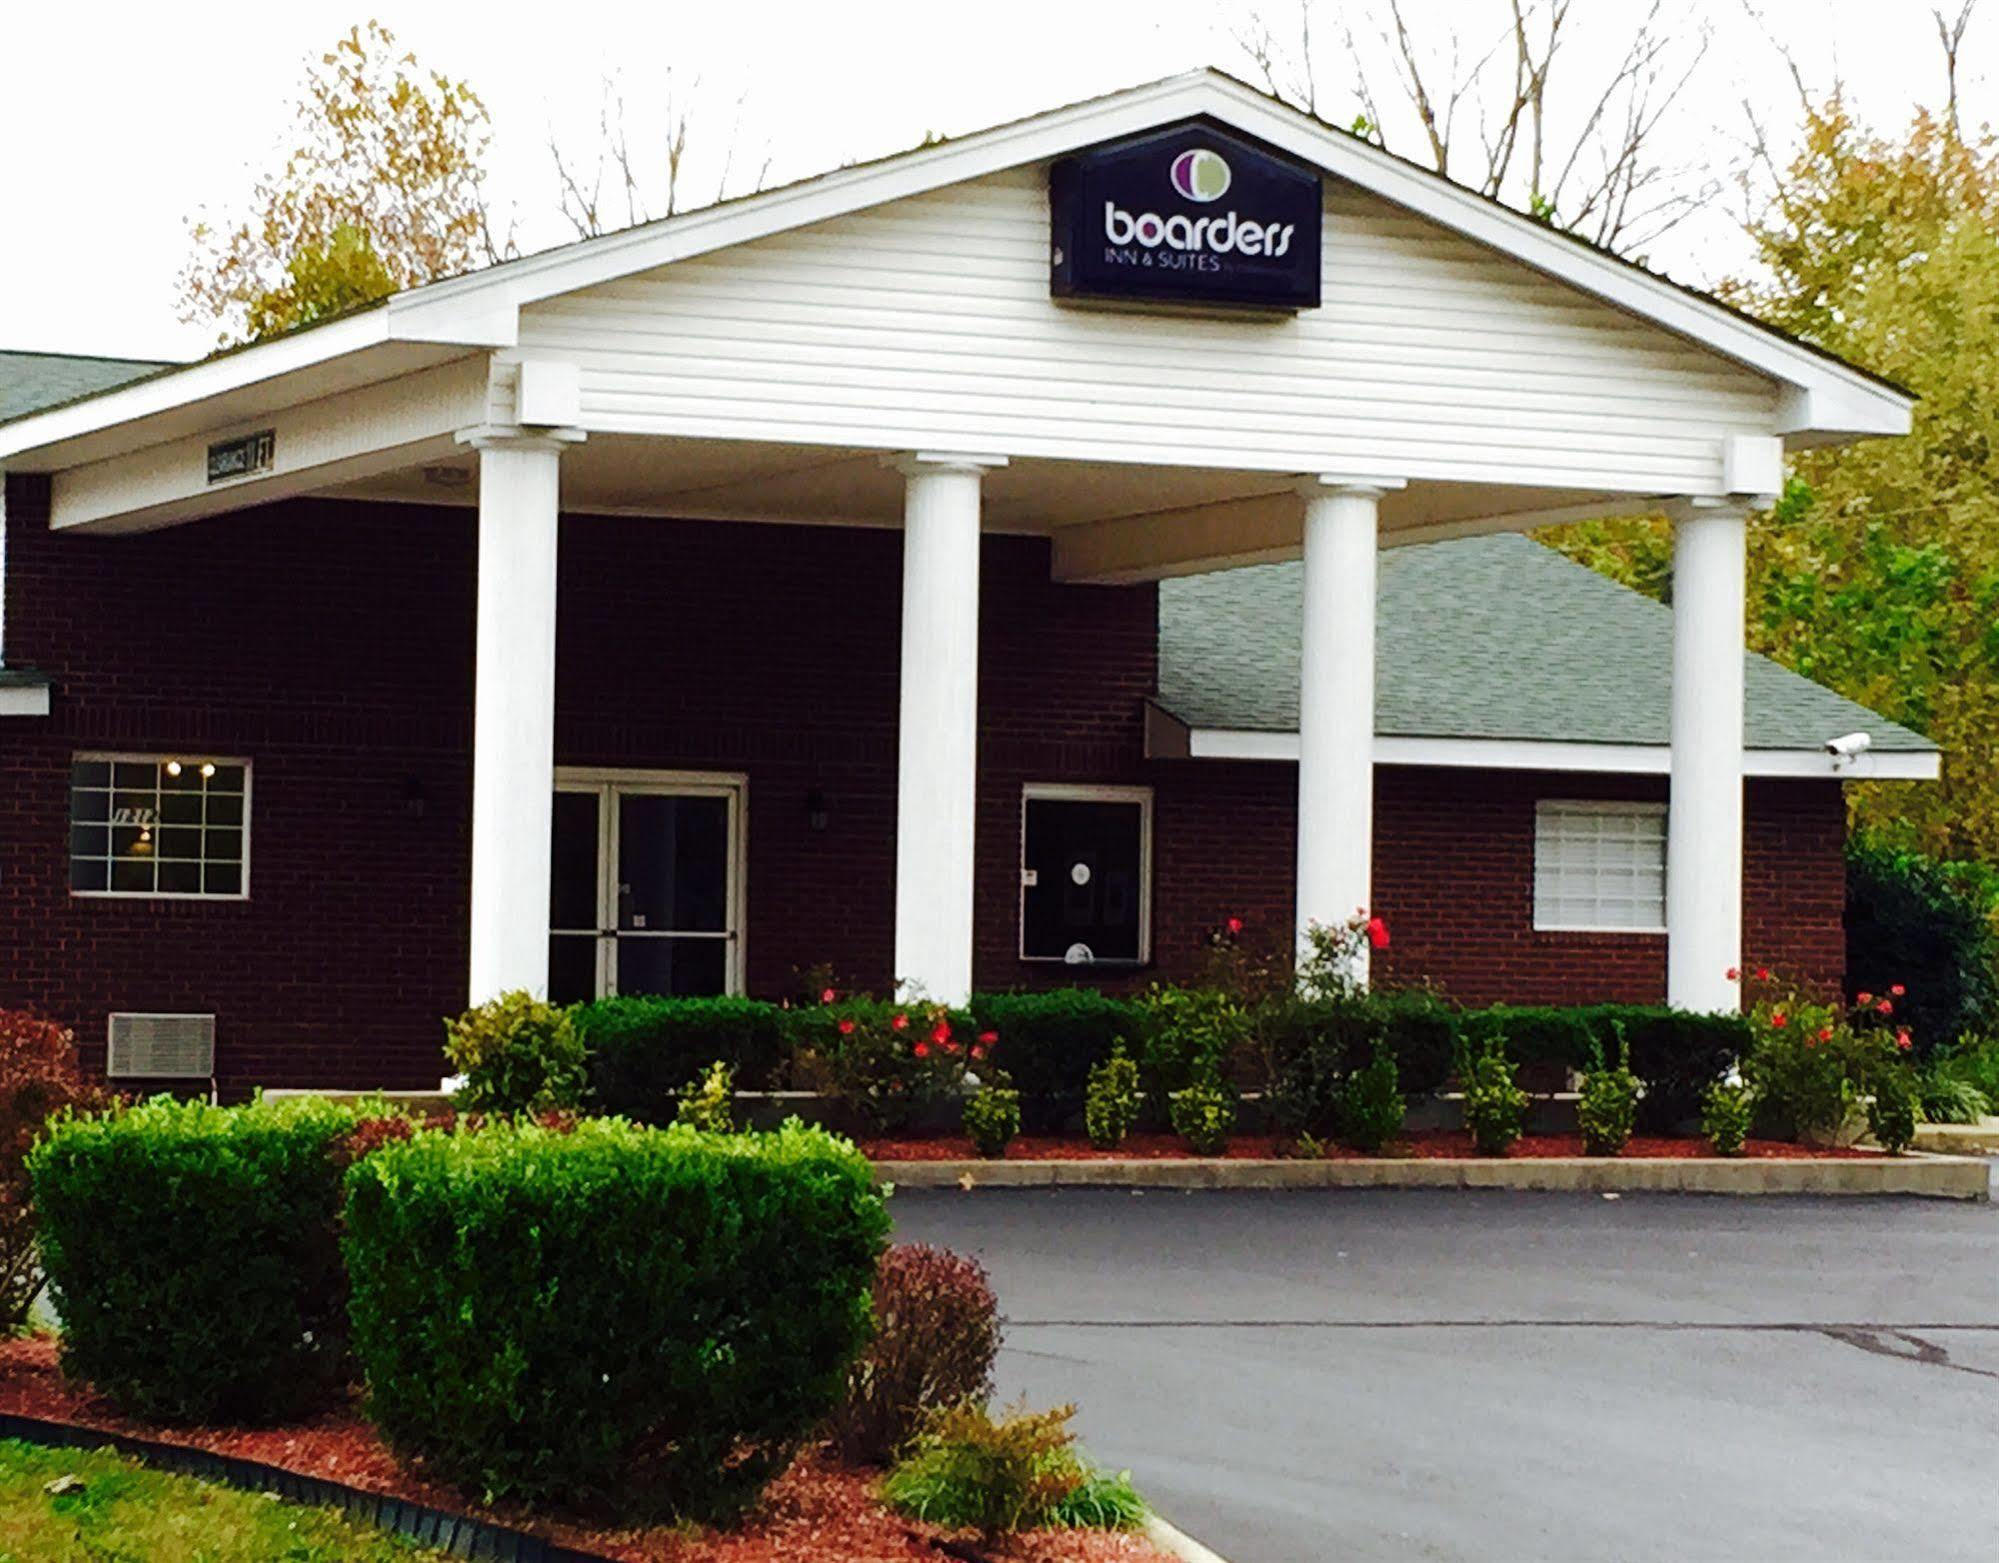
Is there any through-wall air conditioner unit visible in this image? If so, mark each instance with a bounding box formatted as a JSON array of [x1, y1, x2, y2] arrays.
[[106, 1013, 215, 1079]]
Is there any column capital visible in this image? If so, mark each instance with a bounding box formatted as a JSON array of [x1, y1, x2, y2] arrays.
[[456, 423, 587, 455], [1664, 494, 1756, 526], [883, 451, 1009, 479], [1296, 474, 1407, 501]]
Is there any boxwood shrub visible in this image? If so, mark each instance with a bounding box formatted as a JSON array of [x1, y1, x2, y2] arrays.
[[28, 1095, 357, 1423], [577, 995, 787, 1117], [1465, 1005, 1746, 1130], [968, 990, 1146, 1126], [341, 1117, 890, 1513]]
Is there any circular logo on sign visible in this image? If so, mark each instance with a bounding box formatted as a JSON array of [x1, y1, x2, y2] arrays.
[[1170, 148, 1232, 203]]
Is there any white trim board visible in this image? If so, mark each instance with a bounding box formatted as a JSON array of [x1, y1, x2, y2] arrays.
[[0, 685, 50, 717], [0, 72, 1908, 474], [1181, 729, 1940, 780]]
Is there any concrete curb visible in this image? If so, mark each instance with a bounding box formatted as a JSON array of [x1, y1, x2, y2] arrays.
[[875, 1152, 1989, 1199], [1144, 1513, 1232, 1563], [1913, 1117, 1999, 1156]]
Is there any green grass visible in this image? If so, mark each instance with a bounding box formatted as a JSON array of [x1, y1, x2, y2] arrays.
[[0, 1438, 447, 1562]]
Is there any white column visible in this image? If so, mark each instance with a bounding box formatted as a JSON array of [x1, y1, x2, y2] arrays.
[[1295, 477, 1400, 981], [1667, 501, 1749, 1012], [890, 452, 1004, 1005], [462, 426, 581, 1005]]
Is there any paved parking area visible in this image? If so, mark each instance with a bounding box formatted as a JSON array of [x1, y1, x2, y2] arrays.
[[892, 1188, 1999, 1563]]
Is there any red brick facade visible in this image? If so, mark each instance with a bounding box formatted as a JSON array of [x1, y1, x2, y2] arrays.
[[0, 477, 1846, 1090]]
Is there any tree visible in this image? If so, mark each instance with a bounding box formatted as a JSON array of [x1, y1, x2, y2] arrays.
[[180, 21, 504, 344], [1551, 90, 1999, 865], [1236, 0, 1715, 253]]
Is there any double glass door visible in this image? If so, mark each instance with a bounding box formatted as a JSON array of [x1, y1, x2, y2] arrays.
[[548, 773, 744, 1005]]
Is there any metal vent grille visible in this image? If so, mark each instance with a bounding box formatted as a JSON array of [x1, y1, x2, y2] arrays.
[[106, 1013, 215, 1079]]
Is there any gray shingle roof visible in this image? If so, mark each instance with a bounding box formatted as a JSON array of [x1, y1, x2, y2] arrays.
[[1157, 532, 1935, 753], [0, 350, 168, 424]]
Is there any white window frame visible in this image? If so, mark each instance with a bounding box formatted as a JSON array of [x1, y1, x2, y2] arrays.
[[69, 751, 253, 902], [1532, 799, 1668, 935], [1018, 782, 1154, 965], [551, 767, 749, 998]]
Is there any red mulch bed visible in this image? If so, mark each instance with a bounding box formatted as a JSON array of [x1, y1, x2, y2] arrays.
[[0, 1336, 1171, 1563], [862, 1130, 1879, 1161]]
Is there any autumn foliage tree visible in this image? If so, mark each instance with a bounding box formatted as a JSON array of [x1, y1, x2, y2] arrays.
[[179, 21, 500, 344], [1551, 95, 1999, 867]]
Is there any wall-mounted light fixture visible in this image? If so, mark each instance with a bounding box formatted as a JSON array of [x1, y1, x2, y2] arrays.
[[401, 775, 430, 819], [805, 787, 829, 832]]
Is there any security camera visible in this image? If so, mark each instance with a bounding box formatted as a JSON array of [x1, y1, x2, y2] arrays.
[[1824, 732, 1872, 763]]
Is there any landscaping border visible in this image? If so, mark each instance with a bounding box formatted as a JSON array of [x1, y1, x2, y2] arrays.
[[875, 1153, 1990, 1199], [0, 1411, 618, 1563]]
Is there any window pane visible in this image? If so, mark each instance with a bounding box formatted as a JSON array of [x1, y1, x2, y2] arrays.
[[111, 859, 156, 893], [550, 791, 601, 932], [207, 766, 246, 794], [70, 760, 111, 789], [617, 794, 730, 933], [70, 858, 109, 893], [160, 791, 204, 825], [1534, 803, 1666, 930], [158, 860, 202, 894], [69, 788, 109, 823], [617, 936, 728, 997], [204, 792, 243, 825], [1022, 795, 1147, 962], [204, 827, 243, 864], [70, 755, 251, 899], [112, 762, 157, 789], [203, 863, 243, 897], [157, 827, 202, 860], [549, 934, 600, 1006]]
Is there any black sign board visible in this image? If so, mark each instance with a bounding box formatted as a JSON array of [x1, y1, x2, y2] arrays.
[[206, 429, 275, 485], [1050, 120, 1323, 311]]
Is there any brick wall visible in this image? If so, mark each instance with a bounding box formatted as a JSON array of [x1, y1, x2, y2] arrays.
[[0, 478, 1848, 1089]]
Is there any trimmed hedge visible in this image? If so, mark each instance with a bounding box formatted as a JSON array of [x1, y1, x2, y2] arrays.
[[1466, 1005, 1748, 1130], [341, 1117, 890, 1513], [577, 995, 787, 1117], [27, 1095, 357, 1424], [968, 990, 1146, 1127], [1259, 990, 1457, 1136]]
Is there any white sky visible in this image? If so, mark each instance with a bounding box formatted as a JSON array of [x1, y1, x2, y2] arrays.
[[2, 0, 1990, 363]]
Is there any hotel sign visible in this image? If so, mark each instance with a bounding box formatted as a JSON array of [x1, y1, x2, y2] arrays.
[[1050, 121, 1323, 310]]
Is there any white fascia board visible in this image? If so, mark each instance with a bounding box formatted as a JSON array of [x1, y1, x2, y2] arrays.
[[0, 685, 50, 717], [1184, 728, 1939, 780]]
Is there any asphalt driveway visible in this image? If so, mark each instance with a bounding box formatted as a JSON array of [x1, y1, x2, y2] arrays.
[[891, 1188, 1999, 1563]]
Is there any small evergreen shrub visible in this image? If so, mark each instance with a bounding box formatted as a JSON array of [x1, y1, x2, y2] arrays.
[[1139, 986, 1249, 1097], [581, 996, 786, 1118], [789, 1000, 973, 1134], [1700, 1080, 1755, 1157], [1866, 1065, 1920, 1154], [342, 1117, 889, 1513], [674, 1060, 736, 1133], [1083, 1043, 1143, 1150], [1576, 1032, 1642, 1157], [29, 1095, 357, 1422], [1460, 1036, 1529, 1156], [1336, 1040, 1404, 1154], [826, 1244, 1000, 1466], [1168, 1075, 1236, 1156], [881, 1400, 1139, 1536], [444, 990, 585, 1115], [0, 1011, 105, 1329], [968, 991, 1145, 1114], [962, 1071, 1021, 1159]]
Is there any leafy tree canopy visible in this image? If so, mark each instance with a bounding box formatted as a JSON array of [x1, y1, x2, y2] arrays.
[[180, 21, 497, 344], [1549, 98, 1999, 866]]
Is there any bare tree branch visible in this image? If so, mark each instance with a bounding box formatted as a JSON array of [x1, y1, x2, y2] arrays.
[[1935, 0, 1978, 139]]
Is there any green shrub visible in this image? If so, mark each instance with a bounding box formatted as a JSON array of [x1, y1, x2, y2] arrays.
[[579, 996, 786, 1119], [962, 1072, 1021, 1159], [1460, 1038, 1529, 1156], [825, 1244, 1000, 1466], [1916, 1062, 1992, 1123], [968, 991, 1145, 1116], [1336, 1040, 1404, 1154], [1700, 1080, 1755, 1156], [1577, 1032, 1642, 1157], [1083, 1043, 1143, 1150], [1924, 1033, 1999, 1113], [444, 991, 585, 1115], [29, 1095, 357, 1422], [790, 1000, 971, 1134], [1139, 986, 1249, 1097], [880, 1400, 1136, 1536], [1866, 1065, 1920, 1154], [1847, 840, 1999, 1055], [342, 1117, 889, 1513], [0, 1011, 106, 1330], [1260, 990, 1457, 1137], [1465, 1006, 1744, 1131], [1740, 994, 1858, 1141], [1168, 1075, 1236, 1156], [674, 1060, 736, 1133]]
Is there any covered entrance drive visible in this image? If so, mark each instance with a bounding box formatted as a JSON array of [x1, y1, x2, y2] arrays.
[[547, 770, 745, 1004]]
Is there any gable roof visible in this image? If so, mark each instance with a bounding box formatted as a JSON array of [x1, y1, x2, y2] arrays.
[[0, 70, 1910, 466], [0, 350, 168, 424], [1157, 532, 1936, 756]]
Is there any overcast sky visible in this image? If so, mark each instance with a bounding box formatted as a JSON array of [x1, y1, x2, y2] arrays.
[[3, 0, 1989, 363]]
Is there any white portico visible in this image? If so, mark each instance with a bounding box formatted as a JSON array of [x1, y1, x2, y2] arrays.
[[0, 71, 1913, 1018]]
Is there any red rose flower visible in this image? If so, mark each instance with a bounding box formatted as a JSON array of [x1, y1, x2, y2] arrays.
[[1857, 992, 1873, 1006], [1726, 967, 1740, 982], [891, 1013, 908, 1031], [913, 1041, 930, 1058], [971, 1044, 988, 1060], [1225, 917, 1243, 935], [1818, 1027, 1833, 1042], [837, 1018, 856, 1036], [931, 1022, 952, 1044], [1770, 1010, 1788, 1029], [1896, 1030, 1913, 1051], [978, 1030, 998, 1045], [1367, 916, 1390, 950], [1755, 967, 1771, 982], [1890, 984, 1906, 997], [1876, 999, 1893, 1015], [820, 987, 838, 1004]]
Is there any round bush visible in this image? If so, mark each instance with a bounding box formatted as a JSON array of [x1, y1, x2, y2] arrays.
[[1846, 842, 1999, 1054], [341, 1117, 890, 1513], [28, 1095, 357, 1423]]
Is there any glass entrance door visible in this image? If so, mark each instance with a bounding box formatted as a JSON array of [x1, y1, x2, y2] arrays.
[[547, 773, 744, 1004]]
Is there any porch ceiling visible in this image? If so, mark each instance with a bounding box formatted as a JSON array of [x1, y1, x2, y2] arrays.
[[328, 433, 1625, 581]]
